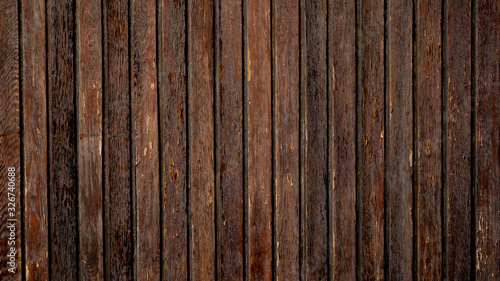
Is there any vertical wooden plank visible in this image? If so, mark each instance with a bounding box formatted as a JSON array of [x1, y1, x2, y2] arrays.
[[415, 0, 442, 279], [217, 0, 244, 278], [47, 0, 79, 279], [357, 0, 385, 279], [0, 0, 21, 279], [476, 0, 500, 279], [159, 0, 188, 279], [274, 0, 300, 279], [131, 0, 160, 279], [330, 0, 356, 278], [444, 0, 472, 279], [76, 0, 104, 279], [246, 0, 272, 279], [387, 0, 413, 280], [304, 0, 329, 279], [188, 0, 215, 279], [21, 0, 49, 279], [104, 0, 134, 279]]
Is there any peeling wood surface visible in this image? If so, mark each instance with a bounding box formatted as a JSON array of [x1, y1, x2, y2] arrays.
[[0, 0, 497, 280]]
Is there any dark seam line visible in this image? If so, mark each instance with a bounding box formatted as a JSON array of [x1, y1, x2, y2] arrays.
[[18, 0, 26, 279], [355, 0, 360, 279], [185, 0, 191, 278], [213, 0, 220, 278], [298, 0, 306, 279], [270, 0, 276, 278], [156, 0, 163, 279], [441, 0, 448, 279], [73, 0, 80, 279], [46, 0, 52, 279], [242, 0, 248, 278], [383, 0, 390, 279], [470, 0, 477, 279], [326, 0, 332, 278], [101, 0, 109, 279], [412, 0, 418, 280]]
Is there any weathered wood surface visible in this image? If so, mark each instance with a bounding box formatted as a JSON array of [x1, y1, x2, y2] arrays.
[[0, 0, 498, 280]]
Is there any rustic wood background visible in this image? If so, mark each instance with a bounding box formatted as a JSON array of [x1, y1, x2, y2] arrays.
[[0, 0, 498, 280]]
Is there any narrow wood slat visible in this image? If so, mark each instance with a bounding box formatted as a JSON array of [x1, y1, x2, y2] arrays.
[[217, 0, 244, 279], [357, 0, 385, 279], [76, 0, 104, 279], [274, 0, 300, 279], [416, 0, 442, 279], [21, 0, 49, 279], [476, 0, 500, 279], [47, 0, 79, 279], [0, 0, 21, 279], [131, 0, 161, 279], [305, 0, 329, 279], [246, 0, 272, 279], [159, 0, 188, 279], [104, 0, 134, 279], [387, 0, 413, 280], [330, 0, 356, 278], [188, 0, 216, 279], [444, 0, 472, 279]]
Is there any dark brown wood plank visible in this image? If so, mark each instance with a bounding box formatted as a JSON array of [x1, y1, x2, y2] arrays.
[[0, 0, 21, 279], [416, 0, 442, 279], [21, 0, 49, 279], [131, 0, 160, 279], [104, 0, 134, 279], [246, 0, 272, 279], [330, 0, 356, 279], [444, 0, 472, 279], [305, 0, 329, 279], [387, 0, 413, 280], [357, 0, 385, 279], [476, 0, 500, 279], [188, 0, 215, 279], [76, 0, 104, 279], [159, 0, 188, 279], [217, 0, 244, 279], [274, 0, 300, 279], [47, 0, 79, 279]]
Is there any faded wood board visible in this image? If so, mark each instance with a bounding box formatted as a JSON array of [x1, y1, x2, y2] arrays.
[[0, 0, 21, 279]]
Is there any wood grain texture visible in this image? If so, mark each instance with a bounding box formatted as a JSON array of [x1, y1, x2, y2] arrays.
[[274, 0, 300, 279], [330, 0, 356, 278], [357, 0, 385, 279], [444, 0, 471, 279], [476, 0, 500, 279], [217, 0, 244, 279], [131, 0, 160, 279], [159, 0, 188, 279], [21, 0, 49, 279], [76, 0, 104, 279], [0, 0, 21, 279], [47, 0, 78, 279], [305, 0, 329, 279], [387, 0, 413, 280], [104, 0, 134, 279], [188, 0, 216, 279], [246, 0, 272, 279], [416, 0, 442, 279]]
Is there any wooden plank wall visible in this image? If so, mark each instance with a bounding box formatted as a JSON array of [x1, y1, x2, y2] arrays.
[[0, 0, 498, 280]]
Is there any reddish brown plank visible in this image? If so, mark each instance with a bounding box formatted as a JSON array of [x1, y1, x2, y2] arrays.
[[159, 0, 188, 279], [0, 0, 21, 279], [104, 0, 134, 279], [76, 0, 104, 279], [330, 0, 356, 279], [246, 0, 272, 280], [217, 0, 244, 279], [305, 0, 329, 279], [387, 0, 413, 280], [21, 0, 49, 279], [416, 0, 442, 279], [476, 0, 500, 279], [47, 0, 79, 279], [274, 0, 300, 279], [444, 0, 472, 279], [131, 0, 161, 279], [357, 0, 385, 279], [188, 0, 216, 279]]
